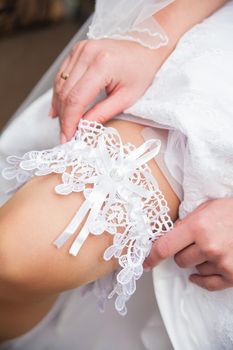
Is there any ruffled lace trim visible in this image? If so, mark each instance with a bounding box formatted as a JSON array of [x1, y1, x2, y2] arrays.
[[88, 25, 168, 50], [2, 120, 173, 315], [87, 0, 175, 49]]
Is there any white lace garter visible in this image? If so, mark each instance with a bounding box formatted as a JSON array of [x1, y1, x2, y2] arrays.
[[2, 120, 173, 315]]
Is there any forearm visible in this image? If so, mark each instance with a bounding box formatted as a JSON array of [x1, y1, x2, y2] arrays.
[[153, 0, 227, 65]]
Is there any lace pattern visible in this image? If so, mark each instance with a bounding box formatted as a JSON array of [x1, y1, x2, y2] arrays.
[[124, 5, 233, 345], [2, 120, 173, 315], [87, 0, 175, 49]]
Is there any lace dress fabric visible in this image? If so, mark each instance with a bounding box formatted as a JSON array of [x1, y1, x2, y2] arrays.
[[126, 2, 233, 219], [125, 2, 233, 348]]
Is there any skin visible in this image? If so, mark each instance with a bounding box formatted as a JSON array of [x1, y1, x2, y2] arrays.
[[0, 119, 179, 342], [48, 0, 230, 293], [144, 199, 233, 292], [50, 0, 227, 142], [0, 0, 228, 343]]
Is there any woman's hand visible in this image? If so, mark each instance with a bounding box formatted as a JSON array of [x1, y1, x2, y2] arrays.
[[144, 199, 233, 291], [50, 1, 227, 144], [50, 39, 165, 143]]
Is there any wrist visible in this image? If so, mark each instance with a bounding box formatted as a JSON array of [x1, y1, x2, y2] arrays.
[[146, 41, 174, 72], [152, 0, 227, 66]]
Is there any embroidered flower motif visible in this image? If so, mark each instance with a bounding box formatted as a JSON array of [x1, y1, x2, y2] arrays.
[[2, 119, 173, 315], [2, 155, 33, 193]]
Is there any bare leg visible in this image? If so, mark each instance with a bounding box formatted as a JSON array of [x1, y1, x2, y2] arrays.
[[0, 119, 179, 341]]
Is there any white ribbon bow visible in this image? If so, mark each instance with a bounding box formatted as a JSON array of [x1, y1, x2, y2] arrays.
[[54, 128, 161, 256]]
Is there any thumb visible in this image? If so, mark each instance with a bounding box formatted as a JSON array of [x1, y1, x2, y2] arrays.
[[144, 222, 194, 268], [84, 88, 133, 124]]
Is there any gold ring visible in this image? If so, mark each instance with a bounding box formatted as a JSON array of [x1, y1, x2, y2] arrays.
[[60, 72, 70, 80]]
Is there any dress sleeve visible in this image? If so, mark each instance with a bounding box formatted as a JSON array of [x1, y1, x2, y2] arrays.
[[87, 0, 175, 49]]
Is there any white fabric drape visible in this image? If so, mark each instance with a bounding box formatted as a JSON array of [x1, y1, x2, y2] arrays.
[[1, 1, 233, 349], [88, 0, 175, 49]]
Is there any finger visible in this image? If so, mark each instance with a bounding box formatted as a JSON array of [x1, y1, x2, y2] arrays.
[[59, 52, 97, 121], [174, 244, 206, 268], [84, 87, 133, 124], [48, 103, 58, 119], [52, 42, 86, 118], [145, 223, 194, 268], [195, 199, 213, 213], [51, 55, 71, 116], [59, 58, 89, 106], [189, 274, 231, 291], [174, 219, 182, 227], [55, 42, 85, 94], [60, 63, 112, 140], [195, 261, 218, 276], [59, 44, 99, 104], [55, 56, 72, 92], [49, 92, 59, 119]]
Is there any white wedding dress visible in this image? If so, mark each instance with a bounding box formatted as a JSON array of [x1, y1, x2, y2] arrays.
[[1, 1, 233, 349]]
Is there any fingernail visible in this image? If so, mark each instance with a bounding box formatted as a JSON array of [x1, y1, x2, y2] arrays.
[[143, 262, 150, 269], [143, 267, 151, 272], [174, 219, 182, 227], [189, 275, 195, 283], [60, 132, 67, 144], [48, 106, 57, 118], [84, 114, 94, 121], [48, 107, 54, 117]]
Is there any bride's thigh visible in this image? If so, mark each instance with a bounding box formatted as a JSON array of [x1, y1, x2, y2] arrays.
[[0, 119, 179, 297]]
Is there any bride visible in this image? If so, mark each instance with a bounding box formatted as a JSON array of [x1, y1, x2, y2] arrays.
[[0, 0, 233, 349]]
